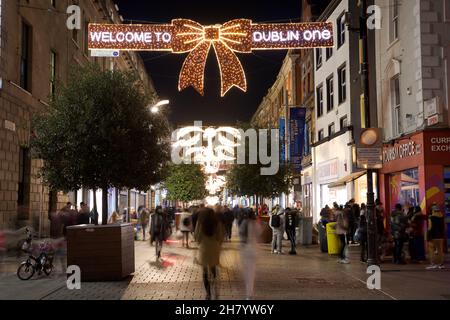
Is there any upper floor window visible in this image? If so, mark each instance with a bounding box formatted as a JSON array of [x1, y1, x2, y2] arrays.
[[328, 122, 335, 136], [318, 129, 324, 141], [338, 64, 347, 104], [50, 50, 57, 97], [20, 21, 32, 92], [326, 75, 334, 112], [326, 47, 333, 60], [389, 0, 399, 43], [337, 13, 346, 48], [340, 115, 348, 130], [391, 76, 401, 136], [316, 84, 324, 117], [316, 48, 322, 70]]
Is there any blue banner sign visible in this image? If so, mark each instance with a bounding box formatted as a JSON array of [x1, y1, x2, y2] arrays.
[[289, 107, 307, 173]]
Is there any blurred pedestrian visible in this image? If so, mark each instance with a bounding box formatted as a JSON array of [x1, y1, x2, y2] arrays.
[[77, 202, 90, 225], [375, 199, 385, 260], [223, 205, 234, 241], [179, 209, 193, 248], [238, 208, 261, 300], [150, 206, 169, 260], [390, 203, 408, 264], [108, 211, 121, 224], [60, 202, 73, 237], [139, 208, 150, 241], [336, 205, 349, 264], [270, 206, 285, 254], [195, 207, 224, 300], [426, 204, 446, 270], [358, 209, 368, 262]]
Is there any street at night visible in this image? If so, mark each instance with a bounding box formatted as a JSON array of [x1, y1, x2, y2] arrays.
[[1, 0, 450, 317]]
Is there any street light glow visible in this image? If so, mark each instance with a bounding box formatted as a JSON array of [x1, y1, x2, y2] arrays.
[[150, 100, 170, 113]]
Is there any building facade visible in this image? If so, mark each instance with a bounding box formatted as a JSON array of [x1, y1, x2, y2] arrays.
[[311, 0, 377, 223], [0, 0, 157, 235], [375, 0, 450, 244]]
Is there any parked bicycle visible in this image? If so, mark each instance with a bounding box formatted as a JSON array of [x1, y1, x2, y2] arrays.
[[17, 228, 54, 280]]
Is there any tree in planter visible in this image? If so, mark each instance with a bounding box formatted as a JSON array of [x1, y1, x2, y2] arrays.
[[32, 63, 171, 225], [163, 163, 207, 206]]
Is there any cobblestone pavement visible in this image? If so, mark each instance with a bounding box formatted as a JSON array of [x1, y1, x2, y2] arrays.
[[1, 232, 449, 300]]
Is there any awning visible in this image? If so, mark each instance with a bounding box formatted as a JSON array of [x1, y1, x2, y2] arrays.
[[328, 171, 366, 188]]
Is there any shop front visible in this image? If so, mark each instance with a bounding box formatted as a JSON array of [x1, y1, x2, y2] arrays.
[[379, 129, 450, 247]]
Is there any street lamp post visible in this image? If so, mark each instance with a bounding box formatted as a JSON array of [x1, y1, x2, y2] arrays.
[[360, 0, 378, 266]]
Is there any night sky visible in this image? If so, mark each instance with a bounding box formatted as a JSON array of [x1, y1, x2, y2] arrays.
[[114, 0, 302, 126]]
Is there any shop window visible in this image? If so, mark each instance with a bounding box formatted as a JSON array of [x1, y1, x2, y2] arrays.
[[390, 168, 420, 208]]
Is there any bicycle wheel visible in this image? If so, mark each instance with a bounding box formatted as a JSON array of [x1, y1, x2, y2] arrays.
[[17, 261, 35, 280]]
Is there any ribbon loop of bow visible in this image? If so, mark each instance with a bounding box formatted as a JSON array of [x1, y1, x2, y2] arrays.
[[172, 19, 252, 96]]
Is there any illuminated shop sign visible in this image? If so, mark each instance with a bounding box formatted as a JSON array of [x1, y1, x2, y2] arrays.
[[383, 141, 422, 163], [89, 20, 333, 96]]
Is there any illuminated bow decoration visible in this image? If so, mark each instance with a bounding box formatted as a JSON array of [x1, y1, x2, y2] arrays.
[[172, 19, 252, 97]]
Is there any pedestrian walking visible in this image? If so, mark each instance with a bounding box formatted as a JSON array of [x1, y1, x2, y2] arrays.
[[426, 203, 446, 270], [139, 208, 150, 241], [336, 206, 349, 263], [150, 206, 169, 260], [285, 208, 298, 255], [223, 205, 235, 241], [238, 208, 261, 300], [408, 206, 426, 262], [269, 206, 285, 254], [59, 202, 73, 237], [390, 203, 408, 264], [179, 209, 193, 248], [194, 207, 224, 300]]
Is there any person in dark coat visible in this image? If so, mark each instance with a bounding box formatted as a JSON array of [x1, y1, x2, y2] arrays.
[[285, 208, 298, 255], [408, 206, 426, 262], [150, 206, 169, 260], [77, 202, 90, 225], [390, 203, 408, 264], [223, 205, 234, 241]]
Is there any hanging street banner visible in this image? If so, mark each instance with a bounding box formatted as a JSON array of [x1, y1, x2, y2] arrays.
[[289, 107, 307, 174], [88, 19, 333, 96], [279, 118, 286, 163]]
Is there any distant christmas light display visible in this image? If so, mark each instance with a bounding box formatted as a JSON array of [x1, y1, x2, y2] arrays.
[[89, 20, 333, 96]]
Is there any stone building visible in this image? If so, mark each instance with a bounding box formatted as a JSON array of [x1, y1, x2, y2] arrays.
[[0, 0, 157, 235], [375, 0, 450, 242]]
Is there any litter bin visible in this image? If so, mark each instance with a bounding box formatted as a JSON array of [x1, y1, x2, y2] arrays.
[[318, 220, 328, 253], [298, 217, 313, 245], [326, 222, 341, 255]]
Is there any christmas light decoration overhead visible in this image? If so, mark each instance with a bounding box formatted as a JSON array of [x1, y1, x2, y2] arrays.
[[89, 20, 333, 96]]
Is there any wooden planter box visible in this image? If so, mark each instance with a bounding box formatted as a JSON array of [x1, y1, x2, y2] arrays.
[[67, 223, 135, 282]]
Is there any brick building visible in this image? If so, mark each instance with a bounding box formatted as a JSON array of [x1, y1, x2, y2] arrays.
[[0, 0, 157, 235]]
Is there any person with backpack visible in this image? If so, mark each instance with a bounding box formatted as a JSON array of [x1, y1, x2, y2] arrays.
[[179, 209, 193, 248], [150, 206, 169, 260], [270, 206, 285, 254], [285, 208, 298, 255]]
